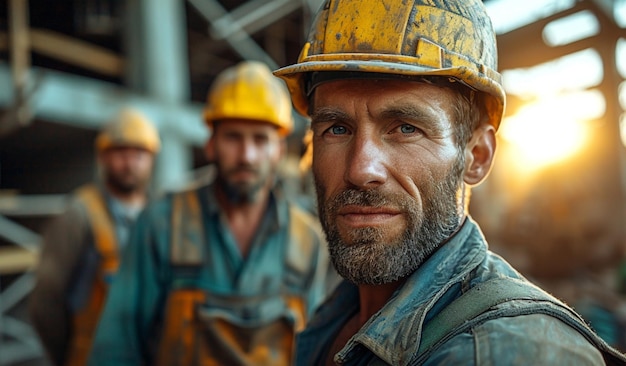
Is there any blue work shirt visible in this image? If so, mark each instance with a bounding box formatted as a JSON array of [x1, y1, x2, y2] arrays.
[[297, 218, 606, 365], [89, 183, 335, 365]]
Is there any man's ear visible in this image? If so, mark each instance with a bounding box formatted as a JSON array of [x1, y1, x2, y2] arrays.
[[463, 124, 496, 185]]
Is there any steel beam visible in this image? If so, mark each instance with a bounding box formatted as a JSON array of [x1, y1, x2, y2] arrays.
[[130, 0, 195, 191], [0, 63, 207, 192], [0, 216, 40, 251], [497, 0, 626, 70], [0, 194, 67, 216], [0, 273, 35, 313], [0, 277, 44, 365], [0, 63, 206, 145], [210, 0, 302, 41], [188, 0, 279, 68]]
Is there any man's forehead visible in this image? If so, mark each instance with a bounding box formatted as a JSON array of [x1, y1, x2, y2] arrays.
[[307, 71, 470, 95], [312, 78, 457, 108]]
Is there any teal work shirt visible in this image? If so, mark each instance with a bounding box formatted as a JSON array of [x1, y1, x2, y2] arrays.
[[296, 218, 609, 365], [89, 183, 335, 365]]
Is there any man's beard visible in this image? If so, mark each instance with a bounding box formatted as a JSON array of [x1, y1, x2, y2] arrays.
[[217, 165, 268, 204], [316, 156, 465, 285], [106, 169, 149, 195]]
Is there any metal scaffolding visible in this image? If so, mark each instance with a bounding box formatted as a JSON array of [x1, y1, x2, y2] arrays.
[[0, 0, 624, 364], [0, 0, 319, 364]]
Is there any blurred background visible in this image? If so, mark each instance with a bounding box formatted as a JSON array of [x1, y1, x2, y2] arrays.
[[0, 0, 625, 364]]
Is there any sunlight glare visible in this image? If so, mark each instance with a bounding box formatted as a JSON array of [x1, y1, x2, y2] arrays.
[[499, 94, 600, 170]]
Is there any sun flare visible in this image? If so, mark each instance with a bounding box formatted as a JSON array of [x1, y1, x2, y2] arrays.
[[500, 98, 594, 170]]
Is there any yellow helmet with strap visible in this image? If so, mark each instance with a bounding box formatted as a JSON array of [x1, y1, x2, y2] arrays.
[[204, 61, 294, 136], [274, 0, 505, 129]]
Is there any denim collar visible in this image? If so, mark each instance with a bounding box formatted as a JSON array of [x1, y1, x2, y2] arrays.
[[335, 217, 488, 366]]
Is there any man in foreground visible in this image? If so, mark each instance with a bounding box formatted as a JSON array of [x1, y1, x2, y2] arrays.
[[274, 0, 626, 364]]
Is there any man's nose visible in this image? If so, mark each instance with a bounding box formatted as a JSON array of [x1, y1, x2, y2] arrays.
[[240, 139, 259, 163], [344, 135, 388, 189]]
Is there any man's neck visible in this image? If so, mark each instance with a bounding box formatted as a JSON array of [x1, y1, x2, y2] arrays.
[[356, 279, 406, 325], [220, 194, 269, 221], [324, 278, 408, 365], [216, 185, 272, 257], [106, 186, 147, 209]]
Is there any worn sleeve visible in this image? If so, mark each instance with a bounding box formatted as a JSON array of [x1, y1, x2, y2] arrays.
[[424, 314, 605, 365], [88, 202, 170, 366], [29, 200, 91, 366]]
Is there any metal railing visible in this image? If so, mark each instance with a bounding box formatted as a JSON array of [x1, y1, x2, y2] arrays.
[[0, 194, 65, 366]]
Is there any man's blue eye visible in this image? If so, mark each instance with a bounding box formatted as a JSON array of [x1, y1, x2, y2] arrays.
[[331, 126, 347, 135], [400, 125, 416, 133]]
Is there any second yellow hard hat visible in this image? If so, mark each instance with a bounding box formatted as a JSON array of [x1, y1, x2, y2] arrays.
[[204, 61, 294, 136]]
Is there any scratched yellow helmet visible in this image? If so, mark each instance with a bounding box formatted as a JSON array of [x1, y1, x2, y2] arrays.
[[95, 108, 161, 153], [274, 0, 505, 129], [204, 61, 294, 136]]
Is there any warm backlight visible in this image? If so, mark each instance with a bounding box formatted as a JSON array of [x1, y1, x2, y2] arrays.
[[499, 95, 597, 171]]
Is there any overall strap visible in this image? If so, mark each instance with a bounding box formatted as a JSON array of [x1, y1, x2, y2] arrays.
[[414, 277, 626, 365], [170, 189, 204, 268], [159, 189, 207, 366], [75, 184, 119, 273], [68, 185, 118, 366]]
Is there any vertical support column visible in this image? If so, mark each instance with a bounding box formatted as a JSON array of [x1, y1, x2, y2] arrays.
[[9, 0, 30, 126], [125, 0, 193, 192], [598, 33, 626, 261]]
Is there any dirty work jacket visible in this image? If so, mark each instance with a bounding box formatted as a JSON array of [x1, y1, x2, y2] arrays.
[[29, 184, 138, 366], [297, 217, 619, 365], [88, 183, 337, 365]]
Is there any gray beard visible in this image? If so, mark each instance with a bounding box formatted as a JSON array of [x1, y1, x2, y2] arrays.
[[316, 159, 464, 285]]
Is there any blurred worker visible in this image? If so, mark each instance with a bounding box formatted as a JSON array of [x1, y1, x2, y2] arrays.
[[29, 108, 160, 366], [89, 61, 337, 366], [273, 0, 626, 364]]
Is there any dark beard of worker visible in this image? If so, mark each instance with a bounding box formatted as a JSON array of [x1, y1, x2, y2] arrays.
[[316, 156, 464, 285], [216, 170, 265, 205], [105, 170, 145, 195]]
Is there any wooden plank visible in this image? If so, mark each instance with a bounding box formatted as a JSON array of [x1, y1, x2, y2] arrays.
[[0, 247, 39, 274], [8, 0, 32, 126], [29, 28, 124, 77], [9, 0, 30, 88]]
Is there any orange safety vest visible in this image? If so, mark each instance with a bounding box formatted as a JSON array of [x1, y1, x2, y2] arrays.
[[66, 185, 120, 366], [157, 190, 316, 366]]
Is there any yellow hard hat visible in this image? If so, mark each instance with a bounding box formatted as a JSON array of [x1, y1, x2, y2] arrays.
[[204, 61, 294, 136], [274, 0, 505, 129], [95, 108, 161, 153]]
